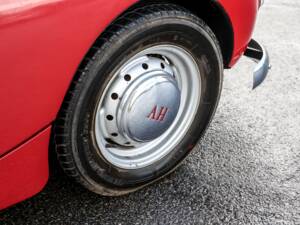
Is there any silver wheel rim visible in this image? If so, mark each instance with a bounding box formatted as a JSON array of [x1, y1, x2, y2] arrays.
[[94, 45, 201, 169]]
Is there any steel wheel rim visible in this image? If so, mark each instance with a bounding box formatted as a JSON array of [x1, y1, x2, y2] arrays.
[[94, 44, 201, 169]]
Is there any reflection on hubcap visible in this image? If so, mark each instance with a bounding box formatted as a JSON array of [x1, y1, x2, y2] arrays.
[[118, 59, 181, 142], [94, 45, 201, 169]]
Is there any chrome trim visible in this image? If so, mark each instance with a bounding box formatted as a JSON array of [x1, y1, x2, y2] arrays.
[[244, 39, 270, 89]]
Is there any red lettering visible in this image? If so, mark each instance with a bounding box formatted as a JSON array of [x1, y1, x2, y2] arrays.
[[147, 105, 158, 120], [156, 107, 168, 121], [147, 106, 168, 121]]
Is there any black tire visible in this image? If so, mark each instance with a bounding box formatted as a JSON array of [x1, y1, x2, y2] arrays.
[[54, 3, 223, 195]]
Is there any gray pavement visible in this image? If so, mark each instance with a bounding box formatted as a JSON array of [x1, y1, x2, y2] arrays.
[[1, 0, 299, 224]]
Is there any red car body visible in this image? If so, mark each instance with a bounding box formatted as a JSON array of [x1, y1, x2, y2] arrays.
[[0, 0, 260, 210]]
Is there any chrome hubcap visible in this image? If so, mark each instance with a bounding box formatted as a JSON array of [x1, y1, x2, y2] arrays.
[[95, 45, 201, 169], [117, 57, 181, 142]]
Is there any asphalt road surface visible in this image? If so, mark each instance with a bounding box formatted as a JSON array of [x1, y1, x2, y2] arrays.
[[1, 0, 299, 224]]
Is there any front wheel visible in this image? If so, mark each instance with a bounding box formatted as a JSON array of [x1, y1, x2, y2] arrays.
[[54, 3, 223, 195]]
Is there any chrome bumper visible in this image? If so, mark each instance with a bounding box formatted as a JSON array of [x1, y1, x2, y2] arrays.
[[244, 39, 270, 89]]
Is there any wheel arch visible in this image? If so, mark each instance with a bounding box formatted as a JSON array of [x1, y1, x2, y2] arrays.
[[136, 0, 234, 68], [65, 0, 234, 99], [174, 0, 234, 68]]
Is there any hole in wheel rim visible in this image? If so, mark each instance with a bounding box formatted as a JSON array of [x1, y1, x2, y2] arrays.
[[106, 115, 114, 121], [124, 74, 131, 81], [142, 63, 149, 70], [111, 93, 118, 100]]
